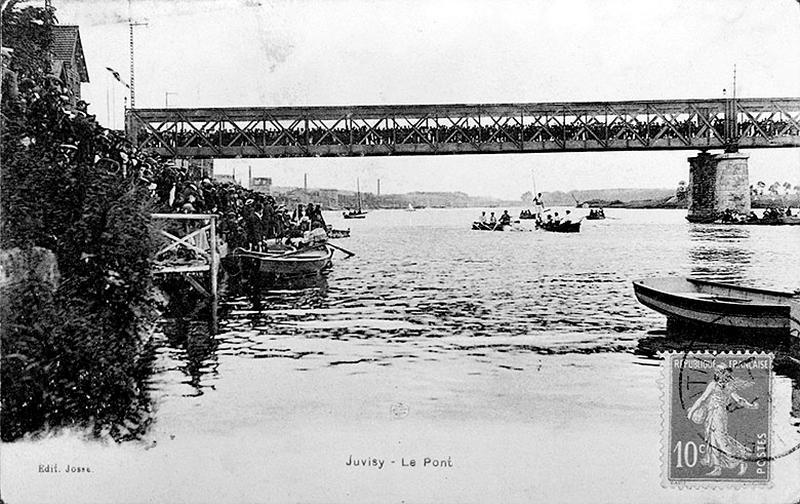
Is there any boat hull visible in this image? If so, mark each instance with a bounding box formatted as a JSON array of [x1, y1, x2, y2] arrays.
[[233, 246, 333, 278], [472, 222, 508, 231], [343, 212, 367, 220], [711, 218, 800, 226], [327, 228, 350, 238], [537, 222, 581, 233], [633, 276, 799, 340]]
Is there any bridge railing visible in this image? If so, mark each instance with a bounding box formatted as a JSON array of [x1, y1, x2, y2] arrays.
[[126, 97, 800, 158]]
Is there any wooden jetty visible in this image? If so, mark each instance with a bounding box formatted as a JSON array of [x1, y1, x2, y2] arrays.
[[151, 213, 223, 300]]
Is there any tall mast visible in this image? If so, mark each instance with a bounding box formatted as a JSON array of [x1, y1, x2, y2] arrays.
[[128, 0, 148, 108], [357, 178, 362, 212]]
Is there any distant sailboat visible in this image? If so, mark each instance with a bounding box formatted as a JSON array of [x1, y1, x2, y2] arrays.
[[343, 178, 368, 219], [406, 203, 416, 212]]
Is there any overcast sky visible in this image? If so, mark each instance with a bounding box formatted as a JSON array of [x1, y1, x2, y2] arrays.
[[55, 0, 800, 197]]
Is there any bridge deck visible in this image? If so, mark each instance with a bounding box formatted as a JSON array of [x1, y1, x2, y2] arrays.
[[126, 97, 800, 158]]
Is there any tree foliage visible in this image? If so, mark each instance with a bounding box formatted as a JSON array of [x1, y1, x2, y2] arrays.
[[0, 3, 168, 441], [1, 1, 57, 80]]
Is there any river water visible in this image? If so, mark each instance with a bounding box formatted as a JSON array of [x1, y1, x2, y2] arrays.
[[3, 208, 800, 503]]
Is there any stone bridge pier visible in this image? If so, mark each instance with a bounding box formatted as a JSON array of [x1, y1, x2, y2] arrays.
[[686, 151, 751, 223]]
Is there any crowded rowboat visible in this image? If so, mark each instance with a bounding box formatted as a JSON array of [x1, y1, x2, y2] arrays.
[[473, 209, 581, 233], [586, 208, 605, 220], [712, 207, 800, 225], [536, 220, 581, 233]]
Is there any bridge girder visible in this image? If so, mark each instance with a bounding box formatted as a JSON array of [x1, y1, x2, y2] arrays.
[[125, 97, 800, 159]]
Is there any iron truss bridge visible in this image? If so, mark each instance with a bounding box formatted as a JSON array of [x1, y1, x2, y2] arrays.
[[125, 97, 800, 158]]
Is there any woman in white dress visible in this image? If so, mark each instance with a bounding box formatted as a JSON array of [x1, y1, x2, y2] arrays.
[[686, 364, 759, 476]]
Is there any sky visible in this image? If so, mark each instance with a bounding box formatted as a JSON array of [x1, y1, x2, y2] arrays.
[[52, 0, 800, 198]]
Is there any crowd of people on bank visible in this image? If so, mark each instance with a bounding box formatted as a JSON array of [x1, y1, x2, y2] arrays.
[[151, 165, 328, 252], [717, 206, 796, 224]]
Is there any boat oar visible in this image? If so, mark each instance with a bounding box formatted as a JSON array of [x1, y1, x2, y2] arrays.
[[326, 241, 355, 258]]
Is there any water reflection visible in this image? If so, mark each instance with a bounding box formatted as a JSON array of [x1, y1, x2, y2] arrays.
[[688, 224, 752, 243], [689, 246, 754, 281], [688, 224, 754, 281], [223, 264, 330, 311], [156, 281, 220, 396]]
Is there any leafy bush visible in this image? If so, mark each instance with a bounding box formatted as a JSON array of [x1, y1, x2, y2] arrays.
[[1, 3, 166, 441]]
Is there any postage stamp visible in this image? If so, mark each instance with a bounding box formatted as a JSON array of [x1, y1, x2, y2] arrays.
[[661, 351, 773, 487]]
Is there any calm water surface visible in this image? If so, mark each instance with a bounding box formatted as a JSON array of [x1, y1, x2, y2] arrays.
[[154, 207, 800, 391]]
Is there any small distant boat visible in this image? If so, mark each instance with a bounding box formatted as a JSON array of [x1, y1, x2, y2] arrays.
[[327, 226, 350, 238], [406, 203, 416, 212], [344, 178, 367, 219], [233, 245, 333, 277], [586, 208, 606, 220], [537, 221, 581, 233], [633, 276, 800, 339], [472, 222, 508, 231], [519, 210, 537, 220], [343, 210, 367, 219]]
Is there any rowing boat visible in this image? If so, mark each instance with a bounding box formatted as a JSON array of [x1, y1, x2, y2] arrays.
[[472, 222, 508, 231], [633, 276, 800, 340], [327, 227, 351, 238], [233, 245, 333, 277], [537, 221, 581, 233], [712, 217, 800, 226]]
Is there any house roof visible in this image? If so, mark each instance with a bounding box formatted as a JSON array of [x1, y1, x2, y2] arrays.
[[51, 25, 89, 82]]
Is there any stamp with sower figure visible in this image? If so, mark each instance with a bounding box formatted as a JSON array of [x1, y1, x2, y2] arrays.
[[662, 351, 772, 486]]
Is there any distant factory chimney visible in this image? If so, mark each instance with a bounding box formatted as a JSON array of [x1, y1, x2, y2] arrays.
[[377, 178, 381, 197], [304, 173, 308, 191]]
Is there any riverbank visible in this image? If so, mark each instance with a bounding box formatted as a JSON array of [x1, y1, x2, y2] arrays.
[[583, 194, 799, 210]]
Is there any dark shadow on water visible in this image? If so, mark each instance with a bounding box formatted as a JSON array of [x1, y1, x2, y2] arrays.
[[158, 279, 221, 394], [688, 224, 754, 281], [222, 259, 330, 312], [689, 246, 753, 281], [689, 225, 752, 243]]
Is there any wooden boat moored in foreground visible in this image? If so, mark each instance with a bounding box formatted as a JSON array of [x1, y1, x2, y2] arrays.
[[633, 276, 800, 340], [233, 245, 333, 277]]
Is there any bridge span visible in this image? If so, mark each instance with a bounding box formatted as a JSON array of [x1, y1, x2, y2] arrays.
[[125, 97, 800, 159]]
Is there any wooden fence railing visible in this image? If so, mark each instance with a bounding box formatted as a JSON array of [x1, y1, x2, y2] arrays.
[[151, 213, 221, 299]]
